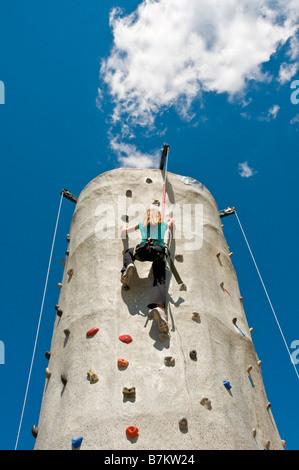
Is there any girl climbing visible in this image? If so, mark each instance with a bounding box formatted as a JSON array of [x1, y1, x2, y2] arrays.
[[121, 208, 174, 334]]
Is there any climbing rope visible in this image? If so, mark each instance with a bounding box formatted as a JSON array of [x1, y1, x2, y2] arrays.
[[234, 210, 299, 381], [14, 193, 64, 450]]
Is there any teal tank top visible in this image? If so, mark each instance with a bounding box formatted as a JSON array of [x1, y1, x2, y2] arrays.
[[138, 221, 168, 246]]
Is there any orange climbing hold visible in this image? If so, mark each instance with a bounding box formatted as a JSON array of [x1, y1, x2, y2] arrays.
[[126, 426, 139, 439], [118, 358, 129, 368]]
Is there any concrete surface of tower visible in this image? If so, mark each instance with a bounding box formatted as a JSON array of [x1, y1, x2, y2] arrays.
[[33, 166, 285, 450]]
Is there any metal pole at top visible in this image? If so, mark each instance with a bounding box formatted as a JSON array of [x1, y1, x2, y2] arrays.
[[160, 144, 170, 221]]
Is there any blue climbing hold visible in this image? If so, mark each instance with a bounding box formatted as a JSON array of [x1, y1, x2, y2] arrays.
[[223, 380, 232, 390], [72, 436, 83, 449]]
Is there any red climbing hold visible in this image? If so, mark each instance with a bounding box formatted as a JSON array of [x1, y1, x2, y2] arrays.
[[86, 328, 99, 338], [126, 426, 139, 439], [119, 335, 133, 344]]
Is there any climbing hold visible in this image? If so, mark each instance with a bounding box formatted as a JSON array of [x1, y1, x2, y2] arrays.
[[175, 254, 184, 262], [55, 305, 63, 317], [216, 252, 221, 258], [192, 312, 201, 322], [65, 250, 69, 256], [126, 426, 139, 439], [146, 178, 153, 184], [67, 268, 74, 277], [257, 360, 262, 367], [119, 334, 133, 344], [45, 368, 51, 379], [72, 436, 83, 449], [164, 356, 175, 367], [87, 369, 99, 384], [118, 358, 129, 368], [57, 283, 62, 289], [179, 418, 188, 432], [179, 283, 187, 291], [61, 373, 68, 386], [64, 328, 70, 336], [66, 234, 70, 242], [223, 380, 232, 390], [249, 327, 254, 333], [229, 252, 234, 258], [123, 387, 136, 399], [189, 350, 197, 361], [264, 440, 270, 450], [246, 365, 252, 373], [45, 351, 51, 360], [248, 375, 255, 388], [31, 425, 38, 439], [281, 440, 286, 449], [266, 402, 271, 411], [126, 190, 132, 197], [152, 199, 160, 206], [86, 328, 99, 338], [200, 397, 211, 409], [239, 296, 243, 303], [220, 281, 224, 289], [232, 318, 245, 336], [251, 428, 256, 438], [61, 259, 65, 266]]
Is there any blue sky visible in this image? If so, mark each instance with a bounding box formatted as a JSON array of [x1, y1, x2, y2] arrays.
[[1, 0, 299, 450]]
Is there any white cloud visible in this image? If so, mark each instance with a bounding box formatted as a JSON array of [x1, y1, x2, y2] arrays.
[[290, 113, 299, 124], [238, 161, 257, 178], [100, 0, 299, 129], [109, 136, 160, 169], [258, 104, 280, 121]]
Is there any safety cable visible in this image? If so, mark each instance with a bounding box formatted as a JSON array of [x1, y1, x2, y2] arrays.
[[234, 210, 299, 380], [14, 193, 64, 450]]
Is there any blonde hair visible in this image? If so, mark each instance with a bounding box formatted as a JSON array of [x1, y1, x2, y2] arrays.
[[142, 209, 162, 227]]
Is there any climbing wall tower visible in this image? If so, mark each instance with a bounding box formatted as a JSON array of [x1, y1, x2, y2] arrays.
[[34, 168, 284, 450]]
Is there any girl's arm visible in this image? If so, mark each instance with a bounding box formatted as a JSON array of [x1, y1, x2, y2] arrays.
[[121, 223, 139, 235]]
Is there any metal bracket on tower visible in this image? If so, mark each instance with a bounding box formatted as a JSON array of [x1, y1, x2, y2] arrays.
[[219, 207, 235, 218], [159, 144, 170, 170], [61, 189, 78, 204]]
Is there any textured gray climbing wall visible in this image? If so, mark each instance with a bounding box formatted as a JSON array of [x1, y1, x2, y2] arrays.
[[34, 168, 284, 450]]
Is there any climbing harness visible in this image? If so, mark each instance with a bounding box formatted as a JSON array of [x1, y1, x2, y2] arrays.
[[234, 210, 299, 381], [15, 193, 64, 450]]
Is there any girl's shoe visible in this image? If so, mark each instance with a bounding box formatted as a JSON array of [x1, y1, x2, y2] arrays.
[[150, 307, 169, 333], [121, 263, 135, 286]]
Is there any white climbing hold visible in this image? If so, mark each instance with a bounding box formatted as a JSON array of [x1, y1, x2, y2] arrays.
[[57, 283, 62, 289], [246, 365, 252, 373], [45, 368, 51, 379], [251, 428, 256, 438], [266, 402, 271, 411]]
